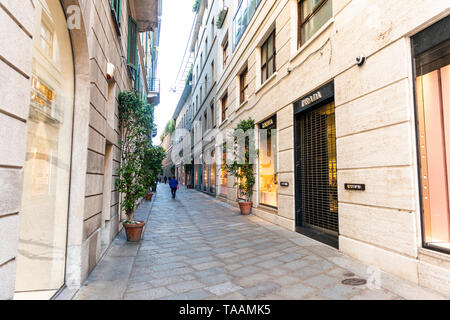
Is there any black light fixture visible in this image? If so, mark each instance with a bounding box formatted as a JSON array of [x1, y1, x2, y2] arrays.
[[356, 55, 366, 66]]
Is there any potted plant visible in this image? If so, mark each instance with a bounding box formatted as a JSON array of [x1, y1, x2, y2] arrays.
[[223, 118, 256, 215], [143, 145, 166, 201], [216, 6, 228, 29], [192, 0, 200, 13], [117, 91, 156, 242]]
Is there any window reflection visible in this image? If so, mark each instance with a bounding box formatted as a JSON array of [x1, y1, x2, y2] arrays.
[[416, 40, 450, 251], [15, 0, 74, 299]]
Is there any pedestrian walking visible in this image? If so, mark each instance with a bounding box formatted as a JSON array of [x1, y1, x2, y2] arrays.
[[169, 176, 179, 199], [164, 176, 167, 184]]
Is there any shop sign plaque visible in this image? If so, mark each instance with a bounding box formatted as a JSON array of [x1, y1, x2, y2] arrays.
[[344, 183, 365, 191]]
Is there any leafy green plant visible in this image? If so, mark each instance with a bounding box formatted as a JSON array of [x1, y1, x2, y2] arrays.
[[160, 118, 176, 142], [216, 7, 228, 29], [185, 64, 193, 85], [223, 118, 256, 202], [143, 145, 166, 191], [116, 91, 163, 221], [192, 0, 200, 12]]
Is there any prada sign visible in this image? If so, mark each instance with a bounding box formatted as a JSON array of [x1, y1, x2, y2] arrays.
[[294, 81, 334, 114], [301, 91, 323, 108], [260, 115, 277, 129]]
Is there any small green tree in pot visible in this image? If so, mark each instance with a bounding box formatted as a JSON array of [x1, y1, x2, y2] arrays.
[[117, 91, 154, 242], [223, 118, 256, 215], [143, 145, 166, 200]]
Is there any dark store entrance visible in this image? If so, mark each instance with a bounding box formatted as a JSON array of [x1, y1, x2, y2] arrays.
[[294, 82, 339, 248]]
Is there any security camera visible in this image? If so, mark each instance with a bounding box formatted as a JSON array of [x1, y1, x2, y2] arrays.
[[356, 55, 366, 66]]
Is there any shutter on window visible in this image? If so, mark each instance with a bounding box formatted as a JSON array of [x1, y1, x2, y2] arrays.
[[128, 17, 138, 69]]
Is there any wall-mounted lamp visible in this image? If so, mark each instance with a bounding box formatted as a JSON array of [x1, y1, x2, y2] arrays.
[[106, 62, 116, 82]]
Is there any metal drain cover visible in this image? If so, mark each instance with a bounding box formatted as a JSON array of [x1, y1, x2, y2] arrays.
[[342, 278, 367, 286]]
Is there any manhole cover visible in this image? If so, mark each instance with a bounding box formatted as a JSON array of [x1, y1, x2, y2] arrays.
[[342, 278, 367, 286]]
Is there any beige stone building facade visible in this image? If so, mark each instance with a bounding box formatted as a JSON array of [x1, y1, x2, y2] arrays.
[[0, 0, 160, 299], [169, 0, 450, 295]]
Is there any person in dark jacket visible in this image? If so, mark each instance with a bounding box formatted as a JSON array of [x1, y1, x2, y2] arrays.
[[164, 176, 167, 184], [169, 177, 179, 199]]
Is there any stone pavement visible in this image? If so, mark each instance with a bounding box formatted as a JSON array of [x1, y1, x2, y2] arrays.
[[72, 184, 447, 300]]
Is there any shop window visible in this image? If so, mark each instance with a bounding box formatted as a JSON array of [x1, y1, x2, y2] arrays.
[[261, 30, 276, 83], [259, 116, 278, 207], [240, 67, 249, 104], [211, 150, 216, 193], [16, 0, 75, 299], [298, 0, 332, 46], [415, 39, 450, 252], [221, 144, 228, 195], [204, 160, 208, 191], [127, 17, 138, 69]]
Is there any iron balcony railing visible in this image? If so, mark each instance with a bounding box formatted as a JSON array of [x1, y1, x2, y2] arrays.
[[148, 77, 160, 93], [147, 77, 160, 105], [232, 0, 261, 49]]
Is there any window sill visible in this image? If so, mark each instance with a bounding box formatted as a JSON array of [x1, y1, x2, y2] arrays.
[[219, 119, 228, 128], [290, 18, 334, 63], [237, 99, 249, 111], [256, 204, 278, 214], [255, 72, 278, 95]]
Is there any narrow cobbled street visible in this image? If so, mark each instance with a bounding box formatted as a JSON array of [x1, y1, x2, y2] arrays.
[[73, 185, 446, 300]]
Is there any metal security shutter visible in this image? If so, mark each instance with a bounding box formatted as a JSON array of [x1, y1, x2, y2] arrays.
[[298, 102, 338, 234]]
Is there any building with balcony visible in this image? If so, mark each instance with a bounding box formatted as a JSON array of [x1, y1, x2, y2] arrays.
[[0, 0, 161, 299], [171, 0, 450, 295]]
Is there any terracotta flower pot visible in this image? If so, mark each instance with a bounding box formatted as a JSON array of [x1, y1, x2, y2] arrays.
[[146, 193, 153, 201], [238, 202, 252, 215], [123, 221, 145, 242]]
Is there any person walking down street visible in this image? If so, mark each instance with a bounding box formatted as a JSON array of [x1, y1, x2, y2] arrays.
[[169, 176, 179, 199], [164, 176, 167, 184]]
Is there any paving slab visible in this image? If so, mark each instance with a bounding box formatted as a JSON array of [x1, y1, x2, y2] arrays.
[[72, 185, 449, 300]]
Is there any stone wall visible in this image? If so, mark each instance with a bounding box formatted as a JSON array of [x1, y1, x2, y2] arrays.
[[0, 0, 35, 300], [0, 0, 151, 299], [210, 0, 450, 293]]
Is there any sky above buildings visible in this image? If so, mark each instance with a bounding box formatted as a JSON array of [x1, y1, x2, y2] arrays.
[[153, 0, 196, 145]]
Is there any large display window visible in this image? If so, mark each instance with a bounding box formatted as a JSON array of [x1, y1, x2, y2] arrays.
[[15, 0, 74, 300], [210, 150, 216, 194], [203, 160, 208, 191], [220, 144, 228, 195], [259, 116, 278, 207], [415, 39, 450, 252]]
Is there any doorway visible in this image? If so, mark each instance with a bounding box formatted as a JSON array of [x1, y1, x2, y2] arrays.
[[294, 88, 338, 248]]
